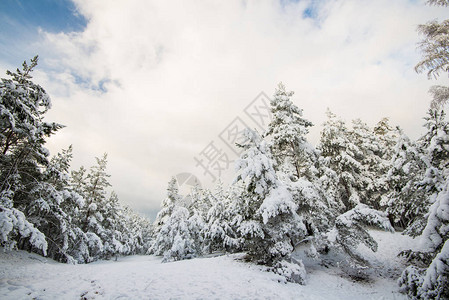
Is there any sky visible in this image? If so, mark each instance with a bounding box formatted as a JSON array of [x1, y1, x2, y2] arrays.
[[0, 0, 447, 220]]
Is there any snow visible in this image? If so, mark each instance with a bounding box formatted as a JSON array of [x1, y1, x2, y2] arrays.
[[258, 184, 297, 224], [420, 178, 449, 252], [422, 239, 449, 293], [0, 207, 47, 255], [336, 204, 394, 232], [1, 230, 411, 299]]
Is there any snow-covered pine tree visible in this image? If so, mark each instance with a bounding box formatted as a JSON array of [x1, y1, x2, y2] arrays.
[[187, 203, 206, 256], [419, 178, 449, 297], [26, 146, 87, 263], [421, 109, 449, 173], [204, 180, 239, 253], [75, 154, 112, 261], [67, 164, 96, 263], [399, 109, 449, 298], [150, 177, 198, 261], [317, 109, 364, 211], [315, 112, 396, 271], [262, 84, 333, 259], [383, 131, 428, 234], [70, 155, 147, 262], [186, 185, 213, 255], [398, 0, 449, 288], [130, 208, 153, 255], [117, 206, 147, 255], [415, 0, 449, 108], [160, 204, 197, 262], [100, 192, 125, 259], [148, 177, 180, 255], [84, 154, 112, 218], [287, 174, 336, 252], [373, 118, 398, 162], [399, 178, 449, 299], [349, 119, 386, 210], [0, 201, 47, 255], [265, 82, 315, 180], [397, 109, 449, 237], [188, 184, 212, 219], [103, 192, 150, 258], [232, 129, 306, 282], [148, 177, 201, 262], [315, 160, 342, 211], [71, 166, 87, 199], [326, 204, 394, 265], [0, 56, 62, 255]]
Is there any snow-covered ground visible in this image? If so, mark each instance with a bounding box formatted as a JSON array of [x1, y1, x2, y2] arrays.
[[0, 230, 416, 299]]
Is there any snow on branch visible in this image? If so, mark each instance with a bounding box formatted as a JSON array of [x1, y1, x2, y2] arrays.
[[0, 206, 47, 256]]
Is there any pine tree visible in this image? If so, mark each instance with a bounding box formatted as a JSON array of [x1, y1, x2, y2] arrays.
[[150, 178, 199, 261], [399, 109, 449, 298], [327, 204, 394, 265], [73, 154, 112, 262], [349, 119, 386, 210], [0, 56, 62, 255], [318, 110, 364, 211], [71, 166, 87, 199], [68, 164, 94, 263], [401, 109, 449, 236], [384, 131, 428, 233], [372, 118, 400, 212], [265, 83, 314, 179], [100, 192, 125, 259], [0, 201, 47, 255], [26, 146, 87, 263], [399, 179, 449, 299], [421, 109, 449, 173], [233, 129, 306, 270], [315, 112, 396, 270], [415, 0, 449, 108], [288, 174, 335, 244], [188, 185, 212, 219], [204, 181, 239, 253], [186, 187, 208, 256], [398, 13, 449, 291], [160, 205, 197, 262], [118, 206, 145, 255], [149, 177, 180, 255], [373, 118, 398, 162]]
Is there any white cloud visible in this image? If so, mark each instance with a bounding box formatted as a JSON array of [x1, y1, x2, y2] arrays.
[[26, 0, 448, 218]]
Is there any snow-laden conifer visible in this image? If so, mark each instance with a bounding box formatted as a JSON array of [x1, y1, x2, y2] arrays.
[[326, 204, 394, 264], [384, 131, 428, 234], [26, 146, 88, 263], [232, 129, 306, 282], [150, 178, 201, 261], [265, 82, 315, 179], [318, 110, 364, 211], [415, 0, 449, 108], [0, 57, 61, 255], [203, 181, 239, 253]]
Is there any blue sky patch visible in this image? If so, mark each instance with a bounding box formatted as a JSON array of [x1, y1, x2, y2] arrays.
[[0, 0, 87, 34], [0, 0, 87, 67]]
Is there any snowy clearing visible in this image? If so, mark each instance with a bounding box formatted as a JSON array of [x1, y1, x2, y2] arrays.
[[0, 230, 415, 300]]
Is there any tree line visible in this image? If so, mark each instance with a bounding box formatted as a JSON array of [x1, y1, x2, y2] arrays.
[[149, 82, 448, 298], [0, 57, 151, 263]]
